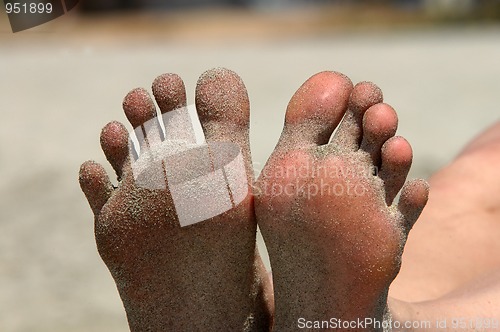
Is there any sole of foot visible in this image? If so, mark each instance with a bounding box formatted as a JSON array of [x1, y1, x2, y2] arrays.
[[79, 68, 271, 331], [255, 71, 429, 330]]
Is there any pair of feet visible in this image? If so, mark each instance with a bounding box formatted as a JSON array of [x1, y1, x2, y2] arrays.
[[79, 68, 428, 331]]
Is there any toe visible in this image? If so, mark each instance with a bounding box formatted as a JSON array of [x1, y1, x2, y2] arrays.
[[195, 67, 250, 146], [279, 71, 353, 148], [152, 73, 187, 113], [100, 121, 131, 180], [379, 136, 413, 205], [330, 81, 383, 151], [152, 74, 194, 142], [360, 103, 398, 165], [123, 88, 157, 128], [123, 88, 163, 151], [79, 160, 113, 215], [398, 179, 430, 232], [195, 68, 254, 184]]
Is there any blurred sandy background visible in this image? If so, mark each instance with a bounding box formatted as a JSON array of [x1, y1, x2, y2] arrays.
[[0, 1, 499, 331]]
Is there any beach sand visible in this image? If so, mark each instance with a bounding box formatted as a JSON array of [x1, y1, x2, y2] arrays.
[[0, 8, 499, 331]]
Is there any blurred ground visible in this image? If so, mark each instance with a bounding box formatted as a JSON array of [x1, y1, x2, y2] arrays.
[[0, 4, 499, 332]]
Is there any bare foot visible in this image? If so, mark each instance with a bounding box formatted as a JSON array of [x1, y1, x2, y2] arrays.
[[79, 68, 271, 331], [391, 121, 500, 302], [255, 72, 429, 330]]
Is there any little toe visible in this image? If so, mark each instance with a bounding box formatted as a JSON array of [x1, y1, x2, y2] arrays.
[[278, 71, 353, 149], [79, 160, 113, 215], [123, 88, 163, 151], [100, 121, 131, 180], [360, 103, 398, 165], [330, 81, 383, 151], [398, 179, 430, 232], [379, 136, 413, 205]]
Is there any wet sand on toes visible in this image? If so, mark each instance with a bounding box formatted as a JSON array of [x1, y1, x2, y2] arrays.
[[1, 11, 499, 331]]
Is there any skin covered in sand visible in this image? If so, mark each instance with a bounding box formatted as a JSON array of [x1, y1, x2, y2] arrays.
[[255, 71, 429, 331], [79, 68, 272, 331], [78, 66, 500, 331]]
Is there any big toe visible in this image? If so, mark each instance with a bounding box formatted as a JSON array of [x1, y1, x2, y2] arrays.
[[195, 68, 252, 161], [195, 68, 249, 139], [278, 71, 353, 149]]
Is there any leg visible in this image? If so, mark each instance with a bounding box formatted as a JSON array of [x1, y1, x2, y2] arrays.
[[79, 69, 272, 331], [391, 121, 500, 302], [391, 268, 500, 331]]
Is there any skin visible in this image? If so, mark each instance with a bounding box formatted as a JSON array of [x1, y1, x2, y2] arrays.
[[255, 71, 429, 331], [80, 67, 498, 331], [391, 121, 500, 302], [389, 121, 500, 331], [79, 68, 272, 332]]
